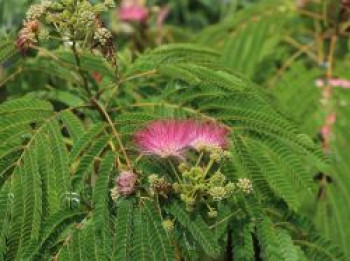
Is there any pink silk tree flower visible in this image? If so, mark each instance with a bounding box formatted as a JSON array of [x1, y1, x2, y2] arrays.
[[133, 120, 196, 158], [190, 121, 229, 151], [116, 171, 137, 195], [315, 78, 350, 89], [118, 0, 149, 23]]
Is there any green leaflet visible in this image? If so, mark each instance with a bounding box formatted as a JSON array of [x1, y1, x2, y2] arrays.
[[144, 201, 177, 261], [168, 202, 220, 258], [231, 219, 254, 261], [132, 208, 155, 261], [113, 199, 134, 261]]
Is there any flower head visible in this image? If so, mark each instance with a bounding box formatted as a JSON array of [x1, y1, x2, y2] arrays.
[[133, 119, 196, 158], [116, 171, 137, 196], [118, 0, 149, 23], [190, 121, 229, 151]]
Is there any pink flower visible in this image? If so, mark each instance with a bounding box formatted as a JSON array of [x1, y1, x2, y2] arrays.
[[134, 119, 230, 157], [116, 171, 137, 195], [118, 0, 149, 23], [190, 122, 229, 151], [133, 120, 196, 158], [315, 78, 350, 89]]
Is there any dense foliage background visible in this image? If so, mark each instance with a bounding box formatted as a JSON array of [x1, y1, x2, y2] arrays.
[[1, 0, 350, 260]]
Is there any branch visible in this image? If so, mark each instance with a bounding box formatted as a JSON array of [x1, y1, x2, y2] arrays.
[[91, 97, 131, 169]]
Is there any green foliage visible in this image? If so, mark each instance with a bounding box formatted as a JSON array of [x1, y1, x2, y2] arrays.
[[1, 0, 350, 259], [168, 202, 221, 258]]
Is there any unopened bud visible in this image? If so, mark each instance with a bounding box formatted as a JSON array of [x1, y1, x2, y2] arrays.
[[162, 219, 174, 232]]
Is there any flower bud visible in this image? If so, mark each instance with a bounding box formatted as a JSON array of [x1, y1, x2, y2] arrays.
[[209, 171, 226, 186], [172, 183, 181, 193], [26, 4, 47, 21], [237, 178, 253, 194], [208, 186, 226, 201], [225, 182, 235, 195], [116, 171, 137, 196], [178, 162, 188, 173], [110, 186, 119, 201], [94, 28, 113, 46], [207, 209, 218, 218], [147, 174, 158, 184], [210, 151, 221, 162], [162, 219, 175, 232], [152, 178, 172, 196]]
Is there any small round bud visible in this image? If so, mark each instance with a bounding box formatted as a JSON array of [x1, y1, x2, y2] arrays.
[[178, 162, 188, 173], [147, 174, 158, 184], [172, 183, 181, 193], [225, 182, 235, 195], [207, 209, 218, 218], [184, 196, 195, 206], [237, 178, 253, 194], [51, 2, 64, 11], [26, 20, 40, 33], [110, 186, 119, 201], [210, 171, 226, 186], [152, 179, 172, 196], [210, 151, 221, 162], [180, 193, 186, 201], [104, 0, 116, 8], [26, 4, 47, 21], [208, 186, 226, 201], [162, 219, 174, 232]]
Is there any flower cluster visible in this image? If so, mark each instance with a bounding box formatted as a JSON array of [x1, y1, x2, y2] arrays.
[[133, 119, 229, 158], [17, 0, 115, 61], [175, 166, 235, 213], [134, 119, 252, 215]]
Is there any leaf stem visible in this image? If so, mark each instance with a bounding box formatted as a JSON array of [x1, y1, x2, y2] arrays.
[[91, 97, 131, 169], [71, 41, 91, 97], [168, 159, 182, 183]]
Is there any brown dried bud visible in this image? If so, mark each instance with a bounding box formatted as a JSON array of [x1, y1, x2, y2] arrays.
[[152, 179, 172, 197], [16, 20, 40, 54]]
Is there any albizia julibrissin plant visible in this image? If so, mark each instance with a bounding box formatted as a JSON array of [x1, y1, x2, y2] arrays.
[[0, 0, 347, 260]]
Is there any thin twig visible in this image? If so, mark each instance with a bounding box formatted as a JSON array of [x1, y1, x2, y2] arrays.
[[209, 210, 239, 229], [91, 97, 132, 169], [71, 41, 91, 96]]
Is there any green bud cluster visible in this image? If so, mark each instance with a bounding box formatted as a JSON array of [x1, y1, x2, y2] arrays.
[[104, 0, 116, 8], [209, 147, 232, 162], [26, 2, 50, 21], [236, 178, 253, 194], [176, 163, 235, 211], [162, 219, 175, 232], [24, 0, 115, 44], [94, 28, 113, 46]]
